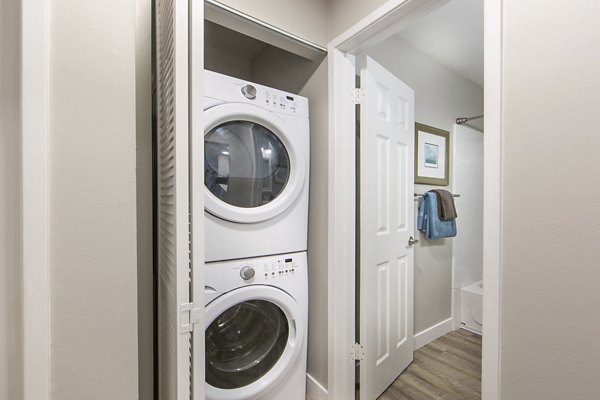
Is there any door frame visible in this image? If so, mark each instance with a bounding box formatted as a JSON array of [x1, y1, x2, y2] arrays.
[[326, 0, 503, 399], [21, 0, 51, 399]]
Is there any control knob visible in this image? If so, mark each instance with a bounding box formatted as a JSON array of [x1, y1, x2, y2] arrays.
[[241, 84, 257, 100], [240, 266, 256, 280]]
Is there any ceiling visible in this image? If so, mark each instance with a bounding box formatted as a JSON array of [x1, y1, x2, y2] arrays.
[[396, 0, 483, 87]]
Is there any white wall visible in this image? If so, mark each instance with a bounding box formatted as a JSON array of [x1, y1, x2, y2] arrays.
[[367, 36, 483, 333], [215, 0, 328, 47], [50, 0, 139, 398], [451, 124, 483, 325], [0, 0, 23, 398], [500, 1, 600, 398], [299, 58, 330, 389]]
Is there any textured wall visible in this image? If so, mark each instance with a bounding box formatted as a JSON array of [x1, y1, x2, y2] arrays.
[[0, 0, 23, 398], [50, 0, 139, 398], [500, 1, 600, 399], [368, 37, 483, 333]]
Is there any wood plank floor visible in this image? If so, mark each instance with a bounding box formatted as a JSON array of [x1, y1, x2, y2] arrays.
[[377, 329, 482, 400]]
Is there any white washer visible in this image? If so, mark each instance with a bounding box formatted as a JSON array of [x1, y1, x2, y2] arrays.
[[204, 252, 308, 400], [203, 70, 310, 262]]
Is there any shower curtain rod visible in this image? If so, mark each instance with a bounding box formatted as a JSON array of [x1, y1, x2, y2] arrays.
[[456, 115, 484, 125]]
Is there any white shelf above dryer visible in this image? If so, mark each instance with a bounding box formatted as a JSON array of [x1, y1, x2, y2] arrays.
[[205, 0, 327, 61]]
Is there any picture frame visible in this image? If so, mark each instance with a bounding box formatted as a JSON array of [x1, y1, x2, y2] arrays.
[[414, 122, 450, 186]]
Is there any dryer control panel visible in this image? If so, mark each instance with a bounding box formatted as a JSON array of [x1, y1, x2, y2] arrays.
[[263, 90, 302, 115], [204, 70, 309, 118], [204, 251, 308, 296]]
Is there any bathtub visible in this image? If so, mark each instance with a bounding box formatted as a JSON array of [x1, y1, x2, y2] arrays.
[[460, 280, 483, 335]]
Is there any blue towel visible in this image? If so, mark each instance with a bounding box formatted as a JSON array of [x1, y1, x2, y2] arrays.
[[417, 192, 457, 239]]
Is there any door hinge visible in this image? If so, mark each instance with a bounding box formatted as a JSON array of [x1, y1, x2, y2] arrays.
[[180, 302, 202, 333], [351, 342, 365, 361], [351, 88, 365, 104]]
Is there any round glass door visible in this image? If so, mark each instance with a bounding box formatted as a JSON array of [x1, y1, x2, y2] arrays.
[[205, 300, 288, 389], [205, 121, 290, 208], [203, 103, 306, 224], [204, 285, 304, 400]]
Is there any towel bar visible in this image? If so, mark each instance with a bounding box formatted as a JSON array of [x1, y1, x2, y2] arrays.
[[414, 193, 460, 199]]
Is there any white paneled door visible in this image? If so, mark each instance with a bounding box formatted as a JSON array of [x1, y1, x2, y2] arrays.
[[359, 56, 415, 400]]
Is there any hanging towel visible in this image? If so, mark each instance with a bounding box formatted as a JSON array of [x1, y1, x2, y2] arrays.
[[417, 191, 457, 239], [432, 189, 458, 220]]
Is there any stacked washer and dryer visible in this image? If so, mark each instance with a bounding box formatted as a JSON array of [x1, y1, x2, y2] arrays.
[[202, 70, 310, 400]]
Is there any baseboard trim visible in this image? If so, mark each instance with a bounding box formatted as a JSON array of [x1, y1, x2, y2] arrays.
[[306, 373, 328, 400], [413, 317, 454, 350]]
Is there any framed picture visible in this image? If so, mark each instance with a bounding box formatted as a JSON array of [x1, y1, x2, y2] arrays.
[[414, 123, 450, 186]]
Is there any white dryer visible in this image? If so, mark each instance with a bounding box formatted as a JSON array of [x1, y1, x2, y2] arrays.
[[203, 70, 310, 262], [204, 252, 308, 400]]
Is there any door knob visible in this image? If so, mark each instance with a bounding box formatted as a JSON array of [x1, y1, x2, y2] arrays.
[[408, 236, 419, 246]]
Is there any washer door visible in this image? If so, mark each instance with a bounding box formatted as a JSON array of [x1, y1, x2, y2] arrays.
[[205, 285, 304, 400], [204, 103, 306, 223]]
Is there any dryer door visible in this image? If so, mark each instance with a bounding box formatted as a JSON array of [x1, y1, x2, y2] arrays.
[[204, 285, 304, 400], [203, 103, 306, 223]]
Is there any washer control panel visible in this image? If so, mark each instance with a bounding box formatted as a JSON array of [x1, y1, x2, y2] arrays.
[[259, 257, 299, 281], [235, 256, 300, 283], [204, 252, 307, 294]]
